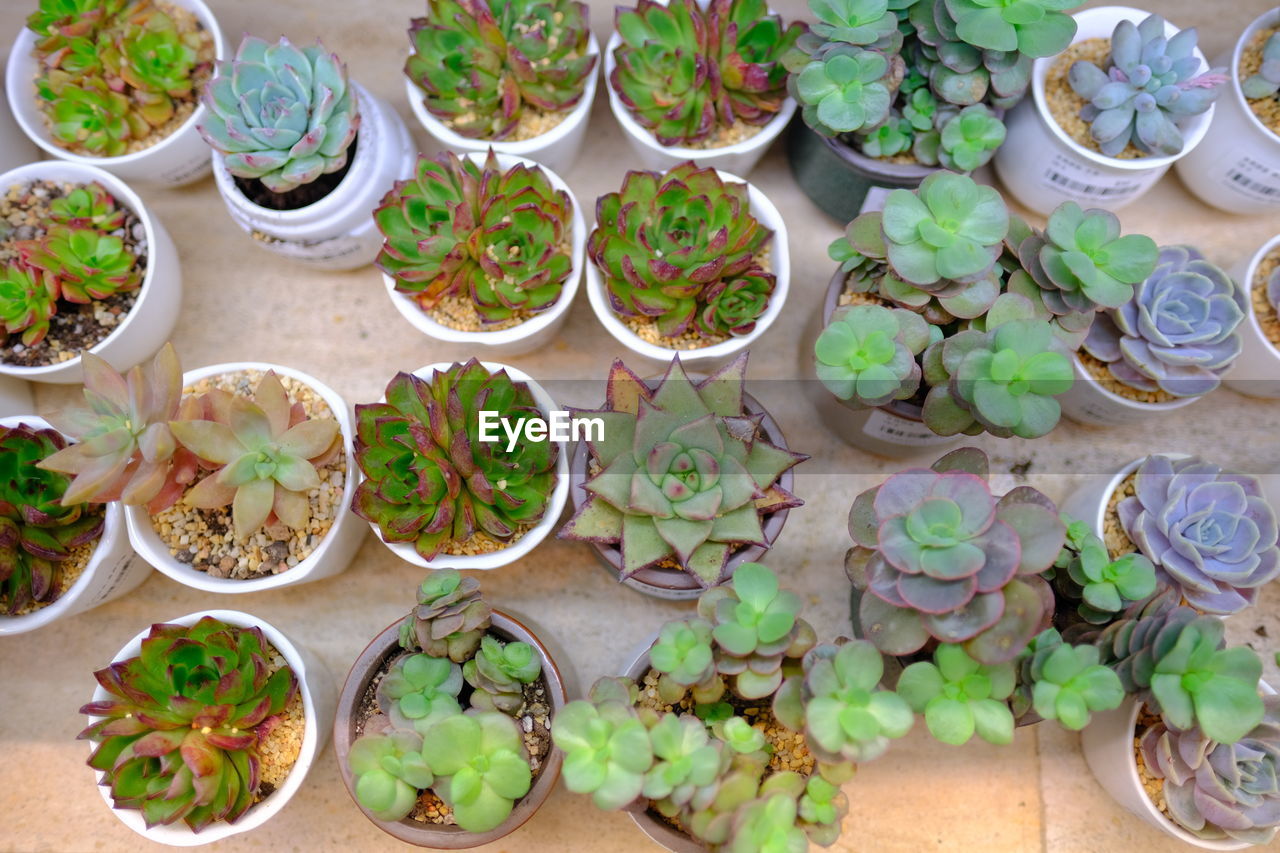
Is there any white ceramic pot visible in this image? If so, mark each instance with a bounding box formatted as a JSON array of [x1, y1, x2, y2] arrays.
[[404, 35, 600, 177], [84, 608, 335, 846], [1224, 234, 1280, 399], [0, 162, 182, 385], [382, 152, 585, 357], [5, 0, 225, 187], [1080, 684, 1277, 851], [585, 169, 790, 371], [0, 415, 148, 636], [124, 362, 365, 593], [0, 45, 40, 172], [209, 83, 416, 271], [604, 30, 793, 175], [365, 361, 571, 571], [994, 6, 1214, 215], [0, 374, 33, 418], [1175, 9, 1280, 214], [1058, 355, 1199, 427]]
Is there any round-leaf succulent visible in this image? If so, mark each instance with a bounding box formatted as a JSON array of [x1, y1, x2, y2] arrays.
[[896, 643, 1017, 746]]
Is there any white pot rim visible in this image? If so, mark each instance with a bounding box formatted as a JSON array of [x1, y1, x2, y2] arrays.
[[585, 169, 790, 364], [1070, 353, 1202, 413], [366, 361, 571, 570], [124, 361, 357, 594], [1032, 6, 1215, 172], [85, 608, 321, 847], [404, 34, 600, 156], [0, 162, 163, 380], [1229, 9, 1280, 147], [382, 152, 585, 347], [1240, 234, 1280, 361], [0, 414, 128, 635], [4, 0, 226, 167]]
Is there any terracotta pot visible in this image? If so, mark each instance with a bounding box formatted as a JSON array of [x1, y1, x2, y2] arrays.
[[333, 610, 567, 848]]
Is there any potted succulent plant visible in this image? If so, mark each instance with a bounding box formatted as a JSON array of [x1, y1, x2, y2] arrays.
[[605, 0, 802, 175], [37, 343, 365, 594], [0, 416, 143, 636], [5, 0, 224, 186], [198, 35, 416, 271], [783, 0, 1081, 222], [810, 171, 1158, 456], [1224, 234, 1280, 399], [352, 360, 569, 571], [403, 0, 599, 176], [995, 8, 1225, 215], [1060, 245, 1246, 426], [559, 353, 805, 599], [585, 161, 789, 368], [0, 161, 181, 385], [335, 570, 567, 847], [79, 609, 334, 844], [376, 150, 585, 357], [1176, 8, 1280, 215]]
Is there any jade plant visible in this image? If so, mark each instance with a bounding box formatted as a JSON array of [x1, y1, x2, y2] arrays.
[[78, 616, 298, 831], [611, 0, 803, 146], [559, 354, 805, 587], [347, 570, 546, 833], [28, 0, 213, 156], [1068, 14, 1227, 158], [374, 150, 575, 324], [1046, 515, 1157, 630], [352, 361, 558, 561], [1082, 245, 1245, 398], [1243, 31, 1280, 101], [0, 423, 105, 615], [785, 0, 1084, 168], [405, 0, 596, 140], [589, 161, 776, 342], [198, 36, 359, 195]]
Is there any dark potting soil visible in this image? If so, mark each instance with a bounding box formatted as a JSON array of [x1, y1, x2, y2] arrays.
[[233, 135, 358, 211]]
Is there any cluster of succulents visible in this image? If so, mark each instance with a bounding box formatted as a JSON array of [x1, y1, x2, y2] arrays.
[[28, 0, 213, 155], [1045, 515, 1158, 631], [560, 354, 804, 587], [1068, 14, 1227, 158], [1082, 246, 1245, 398], [786, 0, 1085, 168], [353, 361, 558, 561], [1, 182, 142, 348], [1243, 30, 1280, 101], [405, 0, 596, 141], [198, 36, 359, 194], [348, 571, 542, 833], [375, 150, 574, 324], [611, 0, 802, 146], [590, 162, 776, 342], [78, 616, 298, 831], [0, 422, 105, 614]]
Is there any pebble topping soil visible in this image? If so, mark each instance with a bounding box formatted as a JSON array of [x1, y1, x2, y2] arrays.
[[684, 119, 765, 150], [1046, 38, 1149, 160], [1252, 246, 1280, 349], [440, 523, 534, 557], [1104, 472, 1139, 558], [1241, 27, 1280, 136], [255, 646, 305, 799]]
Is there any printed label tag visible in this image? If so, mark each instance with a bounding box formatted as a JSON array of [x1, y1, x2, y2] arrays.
[[1217, 155, 1280, 205], [88, 553, 140, 607], [1038, 152, 1149, 202], [861, 408, 956, 446]]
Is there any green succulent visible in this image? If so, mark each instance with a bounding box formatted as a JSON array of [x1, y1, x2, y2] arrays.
[[715, 716, 768, 756], [860, 113, 914, 158], [1012, 629, 1124, 729], [463, 635, 542, 713], [649, 617, 717, 704], [792, 45, 897, 135], [727, 787, 808, 853], [40, 74, 143, 156], [1243, 31, 1280, 100], [642, 713, 725, 810], [944, 0, 1079, 57], [20, 226, 140, 304], [797, 775, 848, 846], [814, 304, 933, 408], [698, 562, 804, 700], [699, 269, 776, 338], [27, 0, 119, 51], [0, 261, 59, 347], [398, 570, 493, 663], [806, 0, 899, 47], [713, 0, 804, 127], [378, 653, 464, 735], [1047, 516, 1157, 625], [48, 183, 125, 231], [897, 643, 1016, 746], [937, 104, 1006, 171], [420, 711, 532, 833], [881, 171, 1009, 286], [552, 685, 653, 810], [348, 728, 435, 821]]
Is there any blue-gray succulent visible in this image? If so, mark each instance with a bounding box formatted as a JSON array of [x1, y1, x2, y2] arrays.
[[1242, 31, 1280, 101]]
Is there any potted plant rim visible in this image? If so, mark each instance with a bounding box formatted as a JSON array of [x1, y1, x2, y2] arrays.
[[198, 35, 416, 270], [5, 0, 224, 186], [784, 0, 1081, 222], [403, 0, 599, 176], [352, 359, 569, 571], [559, 353, 805, 599], [605, 0, 802, 175], [376, 150, 585, 357], [585, 161, 789, 369], [995, 8, 1225, 215], [335, 569, 567, 848], [79, 609, 335, 845], [37, 343, 365, 594], [0, 161, 181, 385], [1224, 234, 1280, 399]]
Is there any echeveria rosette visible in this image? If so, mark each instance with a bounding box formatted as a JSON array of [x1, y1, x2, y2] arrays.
[[374, 150, 574, 324], [1242, 32, 1280, 101], [353, 361, 558, 561], [20, 226, 141, 304], [612, 0, 716, 145], [1118, 454, 1280, 615], [697, 268, 776, 337], [1140, 696, 1280, 845], [589, 162, 773, 340], [48, 182, 125, 231], [709, 0, 805, 128], [78, 616, 298, 832], [896, 643, 1017, 746], [39, 74, 144, 157], [0, 261, 59, 347], [880, 171, 1009, 288], [420, 711, 533, 833], [814, 304, 933, 408], [559, 356, 805, 587], [943, 0, 1080, 58], [199, 36, 359, 194], [104, 9, 202, 127], [846, 447, 1065, 665], [1083, 245, 1244, 398]]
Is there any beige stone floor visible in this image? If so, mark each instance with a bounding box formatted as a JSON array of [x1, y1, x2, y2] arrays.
[[3, 0, 1280, 850]]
